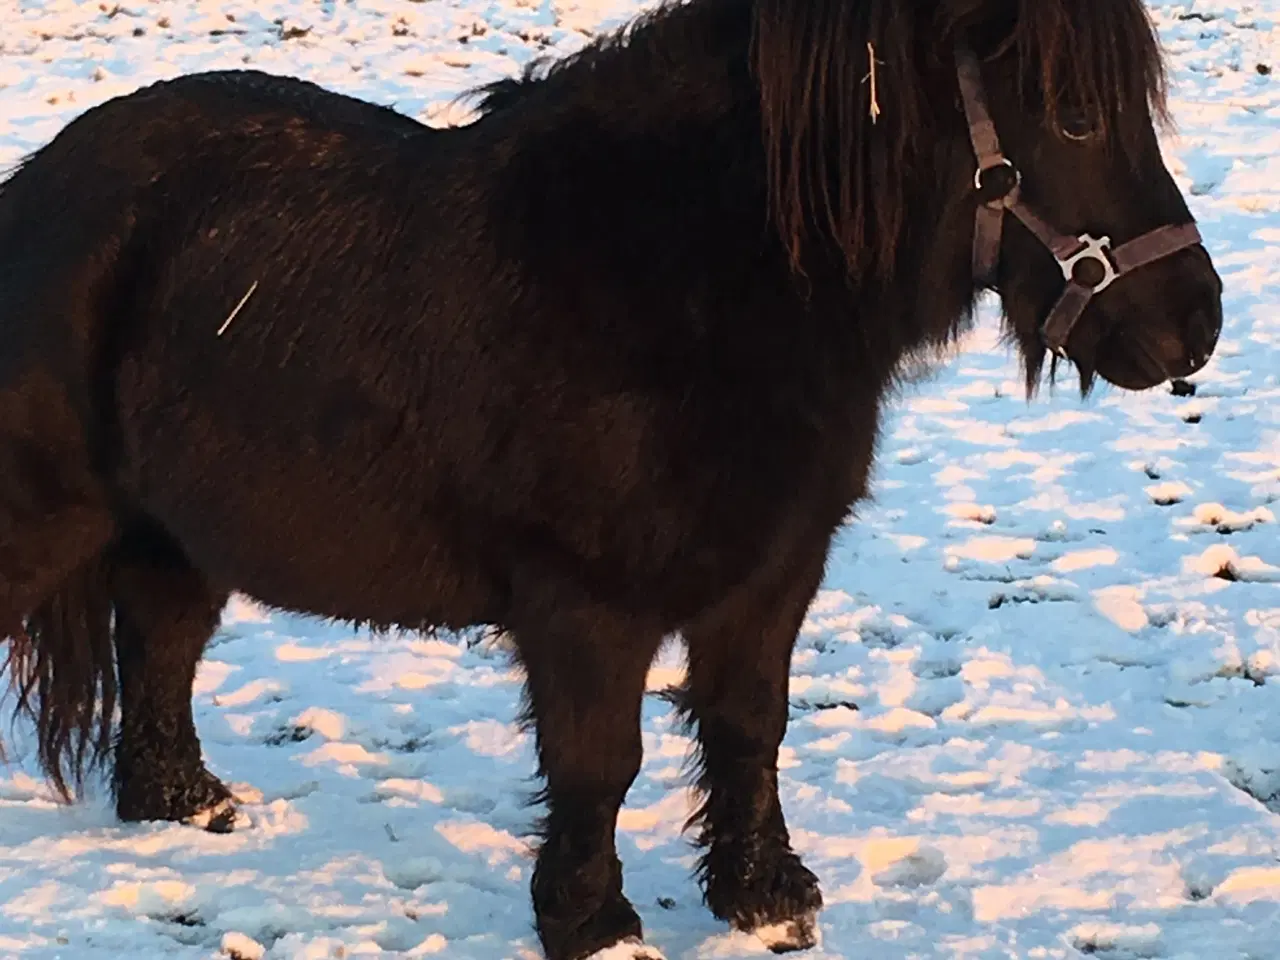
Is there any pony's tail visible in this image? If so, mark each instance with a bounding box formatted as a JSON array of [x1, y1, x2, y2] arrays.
[[5, 551, 116, 802]]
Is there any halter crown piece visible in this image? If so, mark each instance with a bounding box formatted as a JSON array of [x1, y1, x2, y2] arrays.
[[953, 43, 1203, 357]]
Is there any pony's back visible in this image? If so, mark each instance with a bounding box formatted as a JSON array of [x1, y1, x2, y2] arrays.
[[0, 69, 427, 381]]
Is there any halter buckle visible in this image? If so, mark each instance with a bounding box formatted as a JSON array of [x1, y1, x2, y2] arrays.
[[1058, 234, 1118, 294]]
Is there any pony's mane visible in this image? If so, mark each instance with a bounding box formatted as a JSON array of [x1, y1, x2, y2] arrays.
[[470, 0, 744, 117], [752, 0, 923, 283], [470, 0, 1169, 284]]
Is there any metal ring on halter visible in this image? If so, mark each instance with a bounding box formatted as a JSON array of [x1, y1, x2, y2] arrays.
[[973, 156, 1020, 195], [1057, 234, 1118, 294]]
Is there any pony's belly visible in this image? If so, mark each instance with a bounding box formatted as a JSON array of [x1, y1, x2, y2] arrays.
[[192, 492, 495, 629], [116, 434, 495, 630]]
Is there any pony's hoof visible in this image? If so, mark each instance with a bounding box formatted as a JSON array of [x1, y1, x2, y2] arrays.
[[583, 937, 667, 959], [704, 845, 823, 952], [116, 764, 242, 832], [536, 884, 646, 960], [184, 795, 240, 834], [747, 913, 820, 954]]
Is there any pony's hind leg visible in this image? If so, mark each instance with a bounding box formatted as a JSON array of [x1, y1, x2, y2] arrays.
[[110, 527, 235, 832], [679, 550, 827, 951], [510, 586, 667, 960]]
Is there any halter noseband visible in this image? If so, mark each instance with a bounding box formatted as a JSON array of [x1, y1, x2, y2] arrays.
[[954, 43, 1203, 358]]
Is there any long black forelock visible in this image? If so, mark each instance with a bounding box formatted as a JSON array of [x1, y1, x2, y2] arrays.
[[939, 0, 1168, 158], [1011, 0, 1169, 155]]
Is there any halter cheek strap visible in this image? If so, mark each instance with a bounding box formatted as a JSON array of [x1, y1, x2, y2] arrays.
[[954, 43, 1203, 357]]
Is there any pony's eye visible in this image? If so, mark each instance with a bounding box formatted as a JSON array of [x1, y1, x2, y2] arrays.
[[1057, 109, 1097, 142]]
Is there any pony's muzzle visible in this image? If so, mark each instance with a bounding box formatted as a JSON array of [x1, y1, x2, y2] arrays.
[[1089, 244, 1223, 390], [1144, 274, 1222, 381]]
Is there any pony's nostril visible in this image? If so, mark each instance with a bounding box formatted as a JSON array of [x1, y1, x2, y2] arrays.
[[1183, 305, 1221, 370]]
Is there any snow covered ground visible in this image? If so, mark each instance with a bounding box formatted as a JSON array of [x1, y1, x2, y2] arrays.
[[0, 0, 1278, 957]]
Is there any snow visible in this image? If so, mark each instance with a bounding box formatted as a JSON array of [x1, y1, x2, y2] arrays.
[[0, 0, 1279, 957]]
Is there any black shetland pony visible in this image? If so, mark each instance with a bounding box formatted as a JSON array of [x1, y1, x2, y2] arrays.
[[0, 0, 1220, 956]]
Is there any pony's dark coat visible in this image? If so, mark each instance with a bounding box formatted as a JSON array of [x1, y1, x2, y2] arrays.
[[0, 0, 1220, 957]]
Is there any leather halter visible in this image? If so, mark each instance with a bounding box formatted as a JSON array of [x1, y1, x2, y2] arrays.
[[954, 43, 1203, 357]]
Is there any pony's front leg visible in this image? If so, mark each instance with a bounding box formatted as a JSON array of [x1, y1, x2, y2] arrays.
[[511, 591, 667, 960], [680, 549, 827, 951]]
